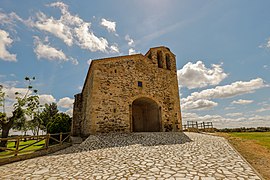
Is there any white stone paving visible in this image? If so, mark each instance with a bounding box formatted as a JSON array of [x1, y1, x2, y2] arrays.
[[0, 132, 262, 179]]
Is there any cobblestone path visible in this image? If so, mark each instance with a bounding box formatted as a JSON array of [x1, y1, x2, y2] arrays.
[[0, 132, 261, 179]]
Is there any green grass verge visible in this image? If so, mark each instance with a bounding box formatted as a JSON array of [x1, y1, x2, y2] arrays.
[[229, 132, 270, 150], [0, 139, 45, 158]]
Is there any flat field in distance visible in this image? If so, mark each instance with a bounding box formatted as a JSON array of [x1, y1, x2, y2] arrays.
[[229, 132, 270, 150], [216, 132, 270, 180]]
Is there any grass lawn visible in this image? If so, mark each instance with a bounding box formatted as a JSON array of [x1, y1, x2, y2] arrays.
[[229, 132, 270, 150], [216, 132, 270, 180], [0, 139, 45, 158]]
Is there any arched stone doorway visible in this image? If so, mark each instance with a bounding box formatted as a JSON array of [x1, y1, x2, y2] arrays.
[[132, 97, 161, 132]]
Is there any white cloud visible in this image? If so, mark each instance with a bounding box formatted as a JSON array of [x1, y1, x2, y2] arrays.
[[57, 97, 74, 109], [77, 86, 83, 90], [65, 108, 73, 117], [70, 57, 79, 65], [0, 12, 12, 25], [232, 99, 253, 105], [224, 106, 236, 110], [33, 36, 68, 61], [3, 87, 29, 100], [182, 99, 217, 110], [29, 2, 113, 53], [74, 23, 109, 52], [2, 86, 32, 116], [259, 37, 270, 49], [225, 112, 243, 117], [125, 35, 134, 46], [48, 2, 68, 11], [0, 11, 23, 30], [182, 112, 270, 128], [177, 61, 227, 89], [100, 18, 116, 32], [110, 44, 119, 53], [256, 106, 270, 112], [263, 65, 268, 70], [0, 12, 18, 25], [87, 59, 92, 65], [39, 94, 56, 105], [182, 78, 267, 104], [129, 48, 137, 55], [33, 11, 73, 46], [0, 29, 17, 62]]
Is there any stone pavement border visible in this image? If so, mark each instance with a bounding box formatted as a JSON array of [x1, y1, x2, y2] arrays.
[[0, 132, 263, 179]]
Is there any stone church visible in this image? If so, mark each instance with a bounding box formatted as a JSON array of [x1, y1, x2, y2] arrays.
[[72, 46, 182, 136]]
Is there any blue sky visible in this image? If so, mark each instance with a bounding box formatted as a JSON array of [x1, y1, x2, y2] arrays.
[[0, 0, 270, 128]]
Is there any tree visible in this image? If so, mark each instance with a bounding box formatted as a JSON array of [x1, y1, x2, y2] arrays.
[[12, 77, 40, 135], [38, 103, 58, 132], [0, 85, 5, 115], [0, 77, 39, 149], [47, 113, 71, 134]]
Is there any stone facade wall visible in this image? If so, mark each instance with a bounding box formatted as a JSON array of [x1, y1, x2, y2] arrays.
[[72, 46, 182, 136]]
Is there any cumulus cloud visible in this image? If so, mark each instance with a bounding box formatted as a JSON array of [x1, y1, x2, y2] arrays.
[[38, 94, 56, 105], [125, 35, 134, 46], [65, 108, 73, 117], [57, 97, 74, 109], [182, 78, 266, 104], [129, 48, 137, 55], [32, 11, 73, 46], [181, 78, 266, 111], [177, 61, 228, 89], [33, 36, 78, 64], [0, 29, 17, 62], [231, 99, 253, 105], [28, 2, 114, 53], [2, 86, 35, 116], [182, 99, 218, 110], [100, 18, 116, 33], [34, 36, 68, 61], [2, 86, 29, 100], [74, 23, 109, 52]]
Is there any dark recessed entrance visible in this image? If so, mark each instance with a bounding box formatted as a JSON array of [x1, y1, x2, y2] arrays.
[[132, 97, 161, 132]]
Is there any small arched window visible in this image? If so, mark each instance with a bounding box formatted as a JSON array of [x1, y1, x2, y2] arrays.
[[166, 54, 171, 70], [157, 51, 163, 68]]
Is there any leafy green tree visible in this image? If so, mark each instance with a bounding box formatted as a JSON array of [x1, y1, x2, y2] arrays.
[[47, 113, 71, 134], [12, 77, 40, 136], [39, 103, 58, 132], [0, 77, 39, 149]]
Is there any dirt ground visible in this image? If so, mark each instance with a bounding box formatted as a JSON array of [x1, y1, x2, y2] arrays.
[[216, 133, 270, 180]]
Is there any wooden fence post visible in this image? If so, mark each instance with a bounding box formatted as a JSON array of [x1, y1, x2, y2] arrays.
[[60, 132, 62, 145], [15, 136, 20, 156], [45, 134, 50, 150]]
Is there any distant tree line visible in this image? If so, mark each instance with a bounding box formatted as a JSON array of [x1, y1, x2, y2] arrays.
[[217, 127, 270, 132]]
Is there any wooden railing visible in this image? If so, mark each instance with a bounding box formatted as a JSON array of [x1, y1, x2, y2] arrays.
[[0, 132, 71, 158], [183, 121, 214, 132]]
